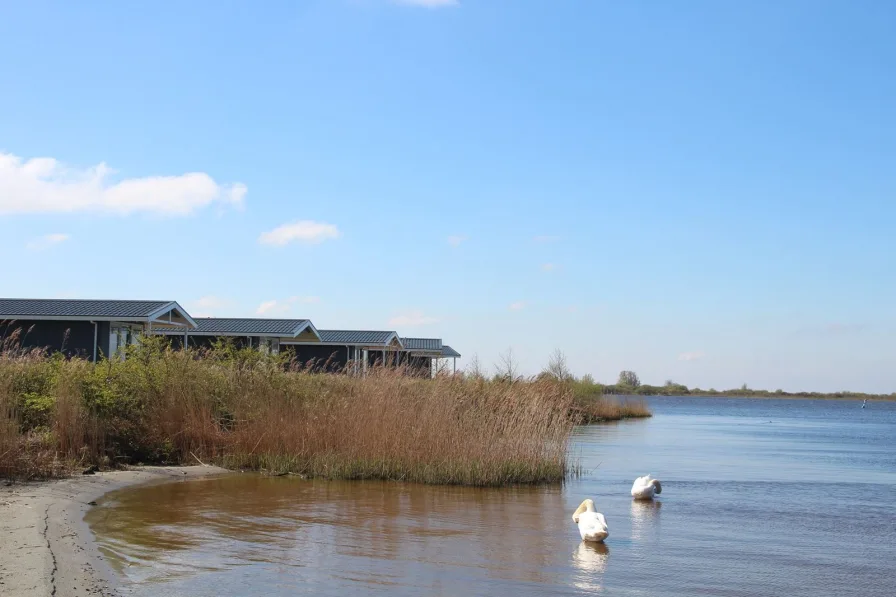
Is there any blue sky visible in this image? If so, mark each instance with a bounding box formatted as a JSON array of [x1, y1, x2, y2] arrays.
[[1, 0, 894, 392]]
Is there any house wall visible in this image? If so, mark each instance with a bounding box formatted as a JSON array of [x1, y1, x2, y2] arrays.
[[162, 335, 257, 350], [398, 354, 433, 377], [97, 321, 111, 358], [366, 349, 401, 368], [286, 345, 351, 372], [0, 319, 101, 361]]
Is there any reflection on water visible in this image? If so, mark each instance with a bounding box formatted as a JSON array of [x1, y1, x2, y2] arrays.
[[571, 542, 610, 593], [89, 477, 579, 596], [88, 398, 896, 597], [630, 499, 661, 541]]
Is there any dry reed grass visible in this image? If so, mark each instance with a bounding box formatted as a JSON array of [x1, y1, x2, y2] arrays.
[[0, 340, 577, 485], [572, 395, 652, 423]]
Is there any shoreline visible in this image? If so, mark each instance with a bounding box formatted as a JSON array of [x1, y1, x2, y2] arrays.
[[0, 465, 230, 597], [607, 394, 894, 401]]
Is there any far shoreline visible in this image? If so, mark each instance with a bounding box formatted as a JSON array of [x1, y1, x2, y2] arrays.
[[609, 393, 895, 401]]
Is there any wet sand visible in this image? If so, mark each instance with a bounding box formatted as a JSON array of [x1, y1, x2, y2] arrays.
[[0, 466, 229, 597]]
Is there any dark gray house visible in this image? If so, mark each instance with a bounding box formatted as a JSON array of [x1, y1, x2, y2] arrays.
[[153, 318, 321, 352], [285, 330, 404, 372], [440, 345, 462, 373], [399, 337, 444, 377], [0, 298, 196, 361]]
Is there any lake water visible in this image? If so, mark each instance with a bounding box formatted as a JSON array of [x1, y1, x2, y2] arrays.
[[86, 397, 896, 596]]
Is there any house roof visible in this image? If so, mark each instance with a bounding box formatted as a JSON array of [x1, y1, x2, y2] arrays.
[[441, 345, 461, 358], [281, 329, 402, 347], [0, 298, 196, 327], [401, 337, 443, 352], [318, 330, 402, 346], [154, 318, 319, 339]]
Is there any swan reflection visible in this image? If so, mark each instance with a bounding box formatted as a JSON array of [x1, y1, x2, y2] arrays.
[[571, 541, 610, 592], [630, 498, 662, 540]]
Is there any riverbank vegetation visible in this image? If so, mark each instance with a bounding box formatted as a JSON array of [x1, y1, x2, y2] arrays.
[[594, 370, 895, 400], [0, 340, 625, 483]]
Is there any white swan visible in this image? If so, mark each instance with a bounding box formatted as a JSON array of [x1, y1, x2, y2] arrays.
[[631, 474, 662, 500], [572, 499, 609, 543]]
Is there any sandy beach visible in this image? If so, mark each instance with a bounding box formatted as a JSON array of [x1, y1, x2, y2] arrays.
[[0, 466, 229, 597]]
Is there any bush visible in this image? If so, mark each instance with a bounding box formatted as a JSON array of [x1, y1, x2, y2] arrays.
[[18, 392, 56, 430]]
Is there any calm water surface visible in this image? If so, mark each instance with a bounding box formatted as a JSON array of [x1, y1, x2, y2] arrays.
[[87, 398, 896, 596]]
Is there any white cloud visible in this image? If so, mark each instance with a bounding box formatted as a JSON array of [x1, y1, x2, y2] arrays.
[[256, 300, 283, 316], [0, 152, 245, 216], [26, 233, 70, 250], [258, 220, 341, 246], [188, 295, 233, 317], [447, 235, 467, 247], [389, 310, 440, 326], [393, 0, 458, 7], [194, 296, 229, 310], [678, 351, 705, 362], [541, 263, 559, 272], [509, 301, 526, 311], [256, 296, 321, 316]]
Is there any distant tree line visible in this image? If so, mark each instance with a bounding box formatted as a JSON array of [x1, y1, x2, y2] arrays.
[[466, 350, 894, 401], [574, 369, 895, 400]]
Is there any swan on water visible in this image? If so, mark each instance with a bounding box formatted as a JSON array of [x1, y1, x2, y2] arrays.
[[572, 499, 609, 543], [631, 474, 663, 500]]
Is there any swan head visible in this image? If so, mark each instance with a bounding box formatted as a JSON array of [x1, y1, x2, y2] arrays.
[[652, 479, 662, 495], [572, 498, 596, 523]]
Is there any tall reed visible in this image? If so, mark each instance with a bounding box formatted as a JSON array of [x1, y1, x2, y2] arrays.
[[0, 341, 577, 485]]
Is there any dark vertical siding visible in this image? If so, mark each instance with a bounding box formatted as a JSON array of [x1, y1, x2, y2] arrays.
[[404, 355, 433, 377], [161, 335, 254, 350], [97, 322, 111, 359], [0, 319, 100, 361], [286, 345, 350, 372]]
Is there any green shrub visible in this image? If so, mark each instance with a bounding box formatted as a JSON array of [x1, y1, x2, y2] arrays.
[[19, 392, 56, 430]]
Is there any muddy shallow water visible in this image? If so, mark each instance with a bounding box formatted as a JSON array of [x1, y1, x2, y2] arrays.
[[87, 398, 896, 596]]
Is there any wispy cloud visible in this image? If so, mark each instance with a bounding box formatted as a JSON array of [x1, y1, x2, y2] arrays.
[[258, 220, 341, 246], [0, 152, 245, 216], [678, 351, 705, 362], [541, 263, 559, 272], [533, 235, 560, 243], [392, 0, 458, 7], [256, 300, 282, 316], [26, 233, 70, 251], [188, 295, 233, 317], [509, 301, 526, 311], [256, 296, 321, 316], [447, 235, 467, 247], [389, 310, 440, 326]]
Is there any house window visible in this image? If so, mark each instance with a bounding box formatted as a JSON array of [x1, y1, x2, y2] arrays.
[[257, 337, 280, 354], [109, 325, 140, 360]]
